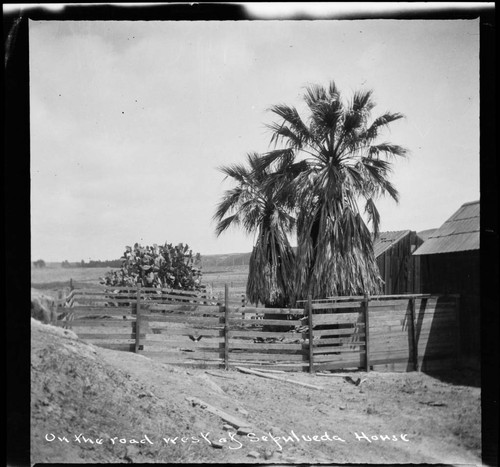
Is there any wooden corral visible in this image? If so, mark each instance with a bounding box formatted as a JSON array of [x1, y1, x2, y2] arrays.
[[56, 287, 460, 373]]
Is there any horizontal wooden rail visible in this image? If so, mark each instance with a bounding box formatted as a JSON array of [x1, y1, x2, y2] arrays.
[[78, 333, 146, 340], [228, 342, 304, 351], [146, 304, 222, 314], [311, 302, 363, 310], [228, 330, 303, 339], [228, 318, 302, 327], [312, 312, 364, 326]]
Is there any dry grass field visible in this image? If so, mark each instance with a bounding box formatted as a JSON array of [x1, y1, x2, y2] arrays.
[[31, 264, 249, 298]]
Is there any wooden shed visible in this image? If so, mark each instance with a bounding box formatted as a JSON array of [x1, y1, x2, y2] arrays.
[[374, 230, 423, 294], [413, 200, 480, 367]]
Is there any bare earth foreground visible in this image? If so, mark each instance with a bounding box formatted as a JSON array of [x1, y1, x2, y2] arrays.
[[31, 319, 481, 465]]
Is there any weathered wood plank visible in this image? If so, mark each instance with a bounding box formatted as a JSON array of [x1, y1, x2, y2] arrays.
[[229, 353, 307, 362], [146, 304, 222, 314], [92, 343, 136, 351], [186, 396, 252, 429], [156, 328, 225, 337], [228, 342, 304, 351], [149, 339, 224, 348], [142, 315, 223, 325], [235, 366, 323, 390], [368, 307, 409, 315], [228, 330, 302, 339], [71, 307, 135, 316], [248, 367, 286, 374], [313, 345, 365, 354], [312, 326, 365, 337], [312, 335, 365, 346], [314, 352, 364, 363], [312, 312, 364, 326], [72, 299, 137, 306], [229, 306, 304, 315], [145, 344, 224, 353], [311, 302, 363, 310], [242, 363, 308, 372], [160, 361, 225, 369], [87, 339, 136, 345], [56, 320, 135, 328], [139, 351, 224, 363], [314, 360, 363, 371], [78, 333, 145, 339], [370, 346, 410, 355], [133, 293, 212, 304], [228, 318, 302, 327], [367, 300, 409, 308]]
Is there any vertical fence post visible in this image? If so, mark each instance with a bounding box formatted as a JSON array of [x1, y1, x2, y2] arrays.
[[307, 294, 314, 374], [69, 278, 74, 291], [224, 284, 230, 370], [363, 293, 370, 372], [135, 286, 141, 353], [409, 297, 419, 371]]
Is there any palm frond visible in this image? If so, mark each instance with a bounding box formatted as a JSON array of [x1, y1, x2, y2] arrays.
[[364, 198, 381, 237], [212, 187, 244, 222], [351, 89, 375, 113], [369, 142, 408, 159], [214, 214, 240, 237], [267, 104, 311, 147], [364, 112, 405, 141], [254, 148, 295, 173], [217, 162, 250, 183], [266, 122, 304, 149], [303, 83, 328, 108]]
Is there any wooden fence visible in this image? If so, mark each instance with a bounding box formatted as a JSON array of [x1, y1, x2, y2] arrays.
[[56, 287, 460, 372]]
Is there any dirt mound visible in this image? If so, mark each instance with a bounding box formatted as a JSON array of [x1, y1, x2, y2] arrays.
[[30, 319, 230, 464]]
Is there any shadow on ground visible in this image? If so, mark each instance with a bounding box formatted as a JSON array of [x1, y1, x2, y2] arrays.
[[423, 367, 480, 388]]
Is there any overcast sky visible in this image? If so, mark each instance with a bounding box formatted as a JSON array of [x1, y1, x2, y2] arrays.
[[30, 18, 479, 262]]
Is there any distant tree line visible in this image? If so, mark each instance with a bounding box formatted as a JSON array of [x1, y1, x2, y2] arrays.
[[61, 259, 122, 268]]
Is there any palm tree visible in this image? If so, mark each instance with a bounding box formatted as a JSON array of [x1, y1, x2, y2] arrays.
[[213, 152, 297, 306], [258, 80, 407, 300]]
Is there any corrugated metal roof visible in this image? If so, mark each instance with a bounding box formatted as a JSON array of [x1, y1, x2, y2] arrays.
[[413, 200, 479, 255], [373, 230, 411, 258], [417, 228, 437, 243]]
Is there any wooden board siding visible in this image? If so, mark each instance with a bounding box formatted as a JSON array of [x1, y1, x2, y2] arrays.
[[376, 231, 423, 294]]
